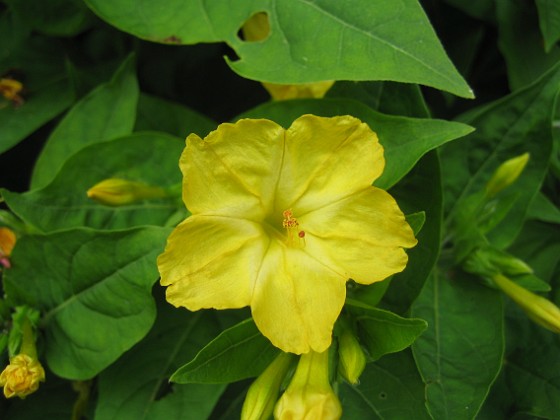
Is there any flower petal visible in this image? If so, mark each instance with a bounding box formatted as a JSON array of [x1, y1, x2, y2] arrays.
[[300, 187, 417, 284], [251, 240, 346, 354], [274, 115, 384, 213], [158, 215, 268, 310], [182, 119, 285, 219]]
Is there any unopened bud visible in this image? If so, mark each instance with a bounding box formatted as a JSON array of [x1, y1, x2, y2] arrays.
[[87, 178, 166, 206], [493, 273, 560, 334], [338, 329, 366, 385], [464, 247, 532, 278], [241, 352, 293, 420], [485, 153, 529, 198]]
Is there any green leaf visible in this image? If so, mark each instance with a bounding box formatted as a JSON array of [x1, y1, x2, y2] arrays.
[[4, 0, 94, 37], [3, 226, 171, 379], [405, 212, 426, 236], [382, 151, 443, 313], [443, 63, 560, 249], [503, 311, 560, 419], [497, 0, 560, 91], [84, 0, 473, 97], [237, 98, 473, 189], [527, 192, 560, 224], [509, 220, 560, 284], [0, 23, 74, 154], [327, 81, 430, 118], [135, 93, 216, 138], [171, 319, 279, 384], [2, 132, 185, 232], [339, 350, 431, 419], [95, 300, 228, 420], [346, 304, 427, 361], [31, 55, 139, 189], [536, 0, 560, 52], [411, 269, 504, 419]]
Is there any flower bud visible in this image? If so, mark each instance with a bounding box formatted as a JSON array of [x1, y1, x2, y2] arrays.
[[274, 350, 342, 420], [0, 227, 16, 269], [464, 247, 532, 279], [485, 153, 530, 198], [493, 273, 560, 334], [338, 329, 366, 385], [86, 178, 166, 206], [0, 354, 45, 398], [241, 353, 293, 420]]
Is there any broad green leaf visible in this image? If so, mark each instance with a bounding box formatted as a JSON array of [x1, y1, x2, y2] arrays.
[[135, 93, 216, 138], [171, 319, 279, 384], [2, 132, 185, 232], [411, 269, 504, 419], [238, 98, 473, 189], [3, 226, 171, 379], [31, 55, 139, 189], [339, 350, 431, 420], [497, 1, 560, 91], [4, 0, 94, 37], [84, 0, 473, 98], [536, 0, 560, 52], [347, 304, 427, 361], [443, 63, 560, 248], [503, 311, 560, 419], [95, 299, 228, 420]]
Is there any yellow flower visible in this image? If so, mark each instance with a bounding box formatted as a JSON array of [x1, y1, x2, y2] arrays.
[[241, 13, 334, 100], [86, 178, 167, 206], [0, 227, 16, 269], [274, 350, 341, 420], [158, 115, 417, 354], [0, 354, 45, 399]]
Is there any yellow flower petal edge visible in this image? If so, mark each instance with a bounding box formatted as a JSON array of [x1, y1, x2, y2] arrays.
[[158, 114, 417, 354]]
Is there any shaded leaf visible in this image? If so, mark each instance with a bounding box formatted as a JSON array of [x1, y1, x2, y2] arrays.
[[536, 0, 560, 52], [31, 55, 139, 189], [497, 0, 560, 91], [3, 226, 171, 379], [135, 93, 216, 138]]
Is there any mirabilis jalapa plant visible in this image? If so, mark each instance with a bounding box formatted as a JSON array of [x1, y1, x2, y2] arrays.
[[0, 1, 559, 419]]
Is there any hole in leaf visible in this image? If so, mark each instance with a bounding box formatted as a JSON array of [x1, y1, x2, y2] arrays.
[[237, 11, 270, 42], [379, 391, 387, 400]]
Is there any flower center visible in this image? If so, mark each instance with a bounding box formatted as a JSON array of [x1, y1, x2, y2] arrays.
[[282, 209, 306, 248]]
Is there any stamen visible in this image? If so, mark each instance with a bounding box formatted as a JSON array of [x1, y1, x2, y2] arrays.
[[282, 209, 306, 248]]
